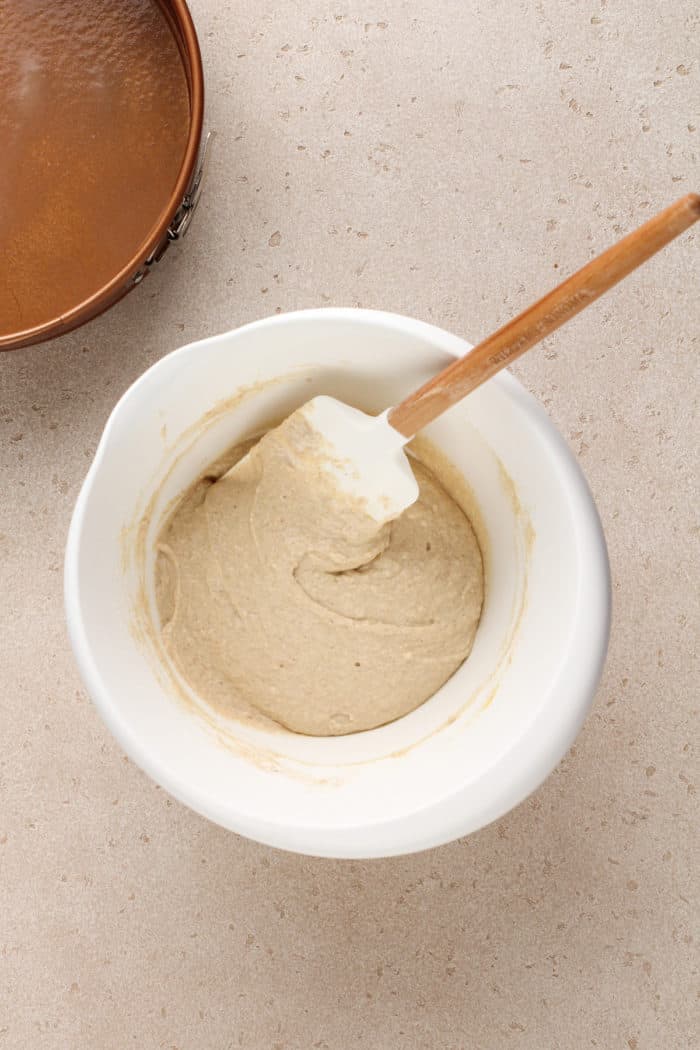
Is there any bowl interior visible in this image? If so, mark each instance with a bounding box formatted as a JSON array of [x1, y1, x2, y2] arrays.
[[66, 310, 609, 856]]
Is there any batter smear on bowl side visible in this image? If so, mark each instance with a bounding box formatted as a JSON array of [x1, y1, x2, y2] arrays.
[[155, 409, 483, 736]]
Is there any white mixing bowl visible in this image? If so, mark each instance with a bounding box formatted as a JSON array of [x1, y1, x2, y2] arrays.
[[65, 309, 610, 858]]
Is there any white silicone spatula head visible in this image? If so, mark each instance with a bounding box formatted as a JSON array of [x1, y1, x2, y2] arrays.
[[297, 396, 417, 523]]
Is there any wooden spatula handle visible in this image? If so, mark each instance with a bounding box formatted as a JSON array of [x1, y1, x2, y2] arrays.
[[389, 193, 700, 438]]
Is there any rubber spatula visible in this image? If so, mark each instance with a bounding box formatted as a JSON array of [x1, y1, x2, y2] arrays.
[[231, 193, 699, 521]]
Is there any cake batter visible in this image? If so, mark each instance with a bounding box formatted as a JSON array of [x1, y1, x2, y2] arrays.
[[155, 410, 484, 736]]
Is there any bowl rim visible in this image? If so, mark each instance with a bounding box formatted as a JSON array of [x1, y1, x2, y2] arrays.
[[64, 308, 611, 857]]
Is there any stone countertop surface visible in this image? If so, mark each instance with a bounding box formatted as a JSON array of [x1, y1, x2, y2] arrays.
[[1, 2, 698, 1047]]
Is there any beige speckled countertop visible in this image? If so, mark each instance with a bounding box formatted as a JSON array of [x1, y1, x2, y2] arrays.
[[1, 2, 698, 1047]]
